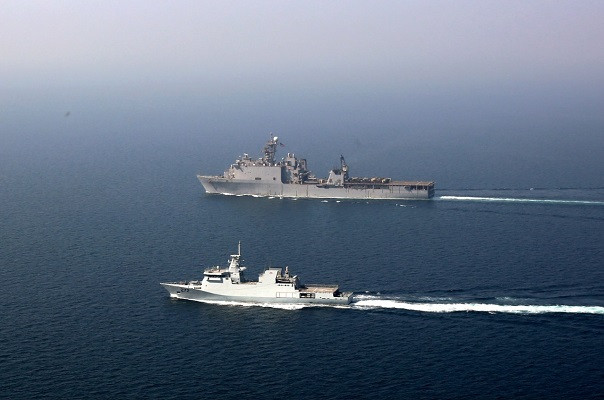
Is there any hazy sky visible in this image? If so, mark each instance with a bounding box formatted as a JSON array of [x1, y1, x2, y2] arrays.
[[2, 0, 603, 90], [2, 1, 603, 188]]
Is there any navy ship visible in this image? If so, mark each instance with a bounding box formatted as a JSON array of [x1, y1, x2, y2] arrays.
[[198, 135, 434, 199], [161, 242, 353, 305]]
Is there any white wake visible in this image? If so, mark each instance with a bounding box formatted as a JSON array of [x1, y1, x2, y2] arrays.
[[181, 295, 604, 314], [438, 196, 604, 206], [351, 299, 604, 314]]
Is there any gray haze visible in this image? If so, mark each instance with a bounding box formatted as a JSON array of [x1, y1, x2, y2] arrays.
[[2, 1, 603, 188]]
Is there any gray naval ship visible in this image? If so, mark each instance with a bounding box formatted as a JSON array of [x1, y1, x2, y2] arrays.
[[161, 242, 353, 305], [198, 135, 434, 199]]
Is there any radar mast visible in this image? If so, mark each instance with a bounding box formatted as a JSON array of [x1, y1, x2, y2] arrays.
[[262, 134, 280, 165], [340, 155, 349, 181]]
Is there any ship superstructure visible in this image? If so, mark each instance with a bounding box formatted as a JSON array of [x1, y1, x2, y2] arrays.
[[197, 135, 434, 199], [161, 242, 353, 305]]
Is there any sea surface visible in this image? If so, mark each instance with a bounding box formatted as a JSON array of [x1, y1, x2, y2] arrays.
[[1, 137, 603, 399]]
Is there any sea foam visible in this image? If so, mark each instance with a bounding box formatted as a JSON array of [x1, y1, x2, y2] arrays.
[[438, 196, 604, 206]]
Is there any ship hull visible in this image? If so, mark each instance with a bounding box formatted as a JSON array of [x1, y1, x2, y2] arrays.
[[161, 283, 353, 305], [198, 176, 433, 200]]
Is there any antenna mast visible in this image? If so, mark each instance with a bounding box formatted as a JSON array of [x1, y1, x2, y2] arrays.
[[262, 134, 279, 165]]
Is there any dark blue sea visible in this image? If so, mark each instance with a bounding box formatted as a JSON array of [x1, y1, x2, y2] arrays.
[[1, 126, 603, 399]]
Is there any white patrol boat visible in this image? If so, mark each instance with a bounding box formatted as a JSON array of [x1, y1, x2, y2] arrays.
[[161, 242, 353, 305]]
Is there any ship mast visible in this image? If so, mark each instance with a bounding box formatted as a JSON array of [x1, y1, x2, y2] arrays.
[[340, 155, 349, 181], [228, 241, 246, 282], [262, 134, 280, 165]]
